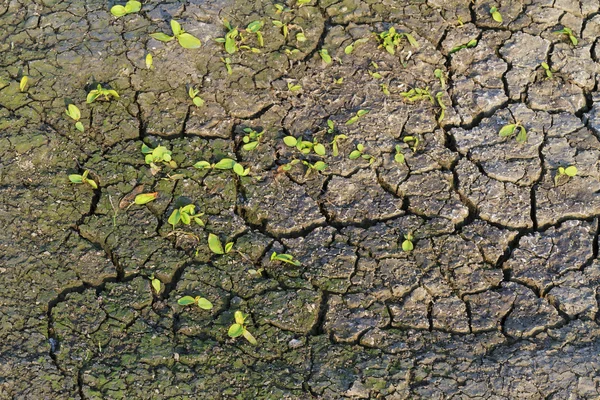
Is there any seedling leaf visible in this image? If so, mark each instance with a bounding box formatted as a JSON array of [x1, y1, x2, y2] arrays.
[[178, 33, 202, 49], [565, 166, 577, 176], [194, 161, 211, 169], [75, 121, 85, 132], [110, 5, 127, 17], [242, 329, 257, 345], [178, 296, 196, 306], [150, 32, 175, 42], [208, 233, 225, 254], [402, 239, 414, 252], [213, 158, 236, 170], [283, 136, 298, 147], [224, 242, 234, 253], [228, 323, 244, 337], [69, 174, 83, 183], [125, 0, 142, 13], [196, 297, 213, 310], [499, 124, 516, 137], [66, 104, 81, 121], [151, 278, 161, 294], [170, 20, 183, 36], [135, 192, 158, 205]]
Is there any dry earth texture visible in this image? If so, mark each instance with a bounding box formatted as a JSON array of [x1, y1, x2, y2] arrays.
[[2, 0, 600, 398]]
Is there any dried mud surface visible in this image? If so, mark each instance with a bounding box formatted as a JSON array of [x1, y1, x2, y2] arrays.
[[2, 0, 600, 399]]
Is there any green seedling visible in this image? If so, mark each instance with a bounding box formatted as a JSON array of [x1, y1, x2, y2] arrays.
[[284, 47, 301, 56], [150, 20, 201, 49], [228, 311, 257, 345], [499, 122, 527, 143], [283, 136, 326, 156], [302, 160, 328, 174], [296, 0, 311, 7], [296, 31, 307, 42], [281, 159, 301, 171], [188, 86, 205, 107], [368, 69, 382, 79], [402, 233, 414, 252], [376, 27, 418, 55], [287, 82, 302, 92], [208, 233, 234, 255], [319, 49, 332, 64], [145, 53, 153, 69], [272, 20, 290, 39], [434, 69, 446, 89], [381, 83, 390, 95], [349, 143, 375, 164], [334, 77, 344, 84], [403, 135, 419, 152], [69, 170, 98, 189], [435, 92, 447, 123], [554, 27, 578, 46], [86, 84, 119, 103], [344, 37, 370, 54], [345, 109, 369, 125], [149, 274, 162, 294], [242, 127, 264, 150], [246, 20, 264, 48], [194, 158, 250, 177], [141, 144, 177, 174], [394, 145, 405, 164], [449, 39, 477, 54], [65, 104, 85, 132], [110, 1, 141, 17], [274, 3, 291, 13], [221, 57, 233, 75], [19, 76, 28, 92], [178, 295, 213, 310], [401, 87, 433, 103], [215, 19, 262, 54], [168, 204, 205, 229], [489, 7, 502, 23], [270, 251, 301, 266], [554, 165, 577, 186], [540, 62, 554, 79], [134, 192, 158, 205], [331, 133, 348, 157]]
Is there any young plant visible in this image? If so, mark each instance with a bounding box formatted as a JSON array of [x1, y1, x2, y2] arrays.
[[401, 87, 433, 103], [449, 39, 477, 54], [349, 143, 375, 164], [489, 6, 502, 23], [110, 1, 141, 17], [274, 3, 292, 13], [318, 49, 332, 64], [345, 109, 369, 125], [394, 144, 405, 164], [381, 83, 390, 95], [69, 170, 98, 189], [241, 127, 264, 150], [19, 76, 28, 92], [134, 192, 158, 205], [283, 136, 326, 155], [65, 104, 85, 132], [344, 37, 369, 54], [142, 144, 178, 173], [270, 251, 301, 266], [86, 84, 119, 103], [221, 57, 233, 75], [499, 122, 527, 143], [188, 86, 205, 107], [554, 165, 577, 186], [150, 20, 201, 49], [178, 295, 213, 310], [330, 133, 348, 157], [403, 135, 419, 152], [149, 274, 162, 294], [168, 204, 205, 229], [215, 19, 261, 54], [287, 82, 302, 92], [145, 53, 153, 69], [435, 92, 447, 123], [302, 160, 328, 174], [208, 233, 233, 255], [245, 20, 264, 48], [375, 27, 418, 55], [554, 27, 578, 46], [402, 233, 414, 252], [434, 69, 446, 89], [540, 62, 554, 79], [228, 311, 257, 345], [194, 158, 250, 177]]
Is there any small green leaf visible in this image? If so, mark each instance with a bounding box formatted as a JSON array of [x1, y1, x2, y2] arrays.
[[569, 34, 578, 46], [345, 116, 359, 125], [208, 233, 225, 254], [75, 121, 85, 132], [564, 166, 578, 177], [224, 242, 234, 253], [319, 49, 332, 64], [225, 35, 237, 54], [213, 158, 236, 170], [394, 153, 405, 164], [145, 53, 153, 69], [234, 311, 246, 325], [151, 278, 161, 294], [242, 329, 257, 345], [180, 212, 191, 225], [313, 161, 327, 171], [344, 44, 354, 54], [357, 109, 369, 117], [86, 91, 100, 104], [110, 5, 127, 17], [349, 150, 361, 160], [499, 124, 516, 137], [170, 20, 183, 36], [125, 0, 142, 13], [283, 136, 298, 147], [150, 32, 175, 42], [246, 20, 263, 33], [492, 10, 503, 23], [178, 296, 196, 306], [228, 323, 244, 338], [135, 192, 158, 205], [516, 127, 527, 143], [313, 143, 326, 156], [233, 162, 245, 176], [193, 96, 205, 107], [141, 144, 153, 154], [66, 104, 81, 121], [196, 297, 213, 310], [178, 33, 202, 49], [402, 239, 414, 252], [194, 161, 211, 169], [69, 174, 83, 183], [168, 209, 181, 228]]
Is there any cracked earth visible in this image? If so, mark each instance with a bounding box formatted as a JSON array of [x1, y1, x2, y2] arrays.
[[2, 0, 600, 398]]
